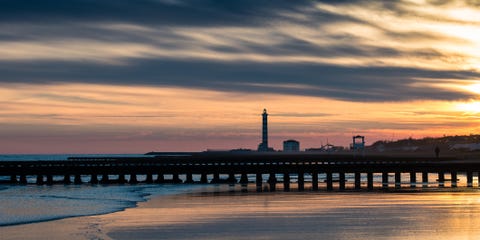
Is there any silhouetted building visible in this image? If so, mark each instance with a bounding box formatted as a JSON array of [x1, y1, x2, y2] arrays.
[[351, 135, 366, 156], [283, 139, 300, 152], [258, 109, 269, 152], [351, 135, 365, 150]]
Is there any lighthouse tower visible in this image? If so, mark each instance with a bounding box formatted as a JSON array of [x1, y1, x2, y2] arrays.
[[258, 109, 269, 152]]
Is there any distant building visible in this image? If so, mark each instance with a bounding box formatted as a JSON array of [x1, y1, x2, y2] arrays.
[[283, 139, 300, 152], [351, 135, 365, 156], [351, 135, 365, 150]]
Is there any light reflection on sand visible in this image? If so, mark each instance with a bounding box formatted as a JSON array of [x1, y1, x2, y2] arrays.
[[104, 190, 480, 240]]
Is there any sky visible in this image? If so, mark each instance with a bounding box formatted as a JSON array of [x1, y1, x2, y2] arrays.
[[1, 0, 480, 154]]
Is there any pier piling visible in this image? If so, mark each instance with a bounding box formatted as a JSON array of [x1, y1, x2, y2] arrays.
[[156, 173, 165, 183], [382, 172, 389, 189], [185, 173, 194, 184], [90, 174, 98, 184], [74, 175, 82, 184], [312, 172, 319, 191], [438, 172, 445, 187], [101, 174, 110, 184], [367, 172, 374, 190], [422, 172, 428, 187], [467, 172, 473, 187], [298, 172, 304, 191], [339, 172, 346, 190], [256, 173, 262, 192], [395, 172, 401, 189], [283, 173, 290, 191], [268, 173, 277, 191], [354, 172, 361, 190], [200, 173, 207, 184], [20, 175, 27, 184], [410, 172, 416, 188], [326, 172, 333, 191], [451, 172, 457, 188]]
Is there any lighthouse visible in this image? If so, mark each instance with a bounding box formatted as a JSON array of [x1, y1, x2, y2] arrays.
[[258, 109, 269, 152]]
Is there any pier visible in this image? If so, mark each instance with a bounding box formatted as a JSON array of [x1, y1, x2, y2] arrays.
[[1, 153, 480, 191]]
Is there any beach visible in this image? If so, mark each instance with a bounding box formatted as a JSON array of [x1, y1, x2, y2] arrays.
[[3, 185, 480, 240]]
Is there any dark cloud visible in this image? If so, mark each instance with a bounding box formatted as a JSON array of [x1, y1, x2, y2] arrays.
[[0, 0, 478, 103], [0, 0, 314, 26], [1, 59, 477, 102]]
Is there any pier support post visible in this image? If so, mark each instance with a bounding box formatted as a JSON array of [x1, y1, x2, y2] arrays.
[[422, 172, 428, 187], [227, 173, 237, 184], [268, 173, 277, 192], [146, 174, 154, 184], [100, 174, 109, 184], [20, 175, 27, 184], [36, 175, 44, 185], [173, 173, 182, 183], [240, 173, 249, 185], [155, 173, 164, 183], [298, 172, 304, 191], [283, 173, 290, 192], [382, 172, 389, 189], [256, 173, 263, 192], [63, 175, 71, 184], [74, 175, 82, 184], [118, 174, 126, 184], [478, 172, 480, 188], [367, 172, 374, 190], [46, 175, 53, 185], [129, 174, 138, 184], [395, 172, 401, 189], [339, 172, 346, 191], [90, 174, 98, 184], [326, 172, 333, 191], [467, 172, 473, 187], [354, 172, 361, 190], [451, 172, 457, 188], [410, 172, 416, 188], [211, 173, 220, 184], [438, 172, 445, 187], [200, 173, 207, 184], [185, 173, 194, 184], [10, 175, 17, 184], [312, 172, 318, 191]]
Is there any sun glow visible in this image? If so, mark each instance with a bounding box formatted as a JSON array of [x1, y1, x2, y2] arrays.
[[466, 83, 480, 95], [456, 101, 480, 114]]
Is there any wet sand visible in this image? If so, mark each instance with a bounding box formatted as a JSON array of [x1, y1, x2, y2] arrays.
[[3, 186, 480, 240]]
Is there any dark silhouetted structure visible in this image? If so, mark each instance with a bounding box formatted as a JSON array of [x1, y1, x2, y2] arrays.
[[3, 153, 480, 192], [283, 139, 300, 152], [258, 109, 269, 151], [435, 146, 440, 158]]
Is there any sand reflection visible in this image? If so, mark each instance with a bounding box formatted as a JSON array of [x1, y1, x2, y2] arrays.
[[104, 190, 480, 240]]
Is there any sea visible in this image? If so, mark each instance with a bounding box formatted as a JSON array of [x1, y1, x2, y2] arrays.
[[0, 154, 203, 227], [3, 154, 480, 240]]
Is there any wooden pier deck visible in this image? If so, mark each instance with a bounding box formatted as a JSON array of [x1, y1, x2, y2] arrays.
[[1, 152, 480, 191]]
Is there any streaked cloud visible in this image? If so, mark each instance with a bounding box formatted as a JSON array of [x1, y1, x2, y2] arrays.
[[1, 0, 480, 153], [0, 0, 478, 102]]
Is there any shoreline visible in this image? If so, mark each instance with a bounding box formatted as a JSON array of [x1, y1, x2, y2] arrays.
[[3, 186, 480, 240]]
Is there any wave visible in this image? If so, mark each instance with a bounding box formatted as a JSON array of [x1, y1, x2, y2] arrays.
[[0, 184, 198, 227]]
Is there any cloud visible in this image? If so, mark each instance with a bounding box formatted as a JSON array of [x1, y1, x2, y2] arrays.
[[0, 0, 479, 103], [0, 59, 478, 102]]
